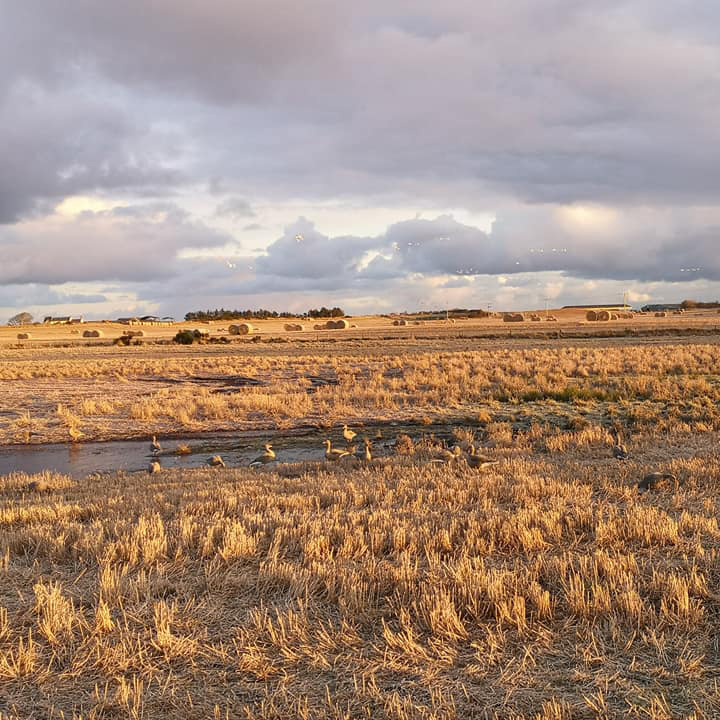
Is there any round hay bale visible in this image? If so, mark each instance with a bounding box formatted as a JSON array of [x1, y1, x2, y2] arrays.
[[313, 324, 324, 330], [392, 318, 408, 326], [83, 329, 103, 338], [530, 314, 541, 321], [16, 332, 31, 340], [586, 310, 597, 322], [284, 323, 295, 331], [609, 313, 618, 320], [502, 313, 524, 323], [546, 315, 558, 322], [655, 311, 667, 318], [229, 323, 253, 335], [597, 310, 611, 322], [335, 318, 350, 329], [284, 323, 304, 332], [325, 320, 337, 329]]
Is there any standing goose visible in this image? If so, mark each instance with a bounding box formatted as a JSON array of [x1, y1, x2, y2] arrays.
[[250, 443, 276, 467], [150, 435, 162, 454], [343, 424, 357, 445], [361, 438, 372, 462], [208, 455, 226, 468], [324, 439, 349, 461]]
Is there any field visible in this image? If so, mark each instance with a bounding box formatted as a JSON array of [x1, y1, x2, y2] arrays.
[[1, 316, 720, 718]]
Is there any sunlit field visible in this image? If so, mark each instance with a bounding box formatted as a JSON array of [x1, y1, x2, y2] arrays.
[[2, 323, 720, 718]]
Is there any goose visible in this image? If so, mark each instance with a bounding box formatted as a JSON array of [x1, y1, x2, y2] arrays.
[[324, 439, 349, 461], [250, 443, 276, 466], [343, 424, 357, 444], [148, 460, 162, 475], [613, 443, 629, 460], [361, 438, 372, 462], [465, 447, 499, 470], [208, 455, 226, 468], [638, 472, 677, 492], [150, 435, 162, 454], [430, 445, 463, 464]]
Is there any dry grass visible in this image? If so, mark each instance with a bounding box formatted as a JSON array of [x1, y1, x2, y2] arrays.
[[3, 335, 720, 717], [3, 340, 720, 443], [1, 433, 719, 718]]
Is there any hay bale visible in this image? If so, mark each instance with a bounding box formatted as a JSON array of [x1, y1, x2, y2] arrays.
[[530, 314, 541, 322], [655, 311, 667, 318], [586, 310, 597, 322], [283, 323, 305, 332], [610, 313, 618, 320], [326, 319, 349, 329], [313, 324, 324, 330], [16, 332, 31, 340], [546, 315, 558, 322], [83, 329, 103, 338], [229, 323, 253, 335], [392, 318, 408, 326], [597, 310, 611, 322], [502, 313, 524, 323]]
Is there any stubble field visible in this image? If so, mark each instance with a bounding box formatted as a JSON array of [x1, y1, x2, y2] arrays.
[[1, 321, 719, 718]]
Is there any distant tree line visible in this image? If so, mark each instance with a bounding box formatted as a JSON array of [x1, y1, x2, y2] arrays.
[[306, 307, 345, 318], [680, 299, 720, 309], [184, 307, 346, 321]]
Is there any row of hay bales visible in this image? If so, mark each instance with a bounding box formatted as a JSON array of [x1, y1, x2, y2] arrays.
[[502, 313, 524, 322], [283, 323, 305, 332], [392, 318, 408, 326], [83, 329, 104, 338], [321, 319, 351, 330], [229, 323, 253, 335], [586, 310, 633, 322]]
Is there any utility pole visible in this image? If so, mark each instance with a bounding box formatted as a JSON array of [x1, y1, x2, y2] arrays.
[[544, 296, 550, 317]]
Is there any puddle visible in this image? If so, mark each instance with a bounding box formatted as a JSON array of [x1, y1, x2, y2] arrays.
[[0, 423, 463, 478]]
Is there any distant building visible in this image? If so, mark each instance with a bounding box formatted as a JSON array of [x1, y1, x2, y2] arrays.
[[641, 303, 682, 312], [562, 304, 630, 311], [43, 316, 83, 325], [116, 315, 174, 326]]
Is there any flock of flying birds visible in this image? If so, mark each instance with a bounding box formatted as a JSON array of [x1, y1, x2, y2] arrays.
[[146, 424, 674, 492]]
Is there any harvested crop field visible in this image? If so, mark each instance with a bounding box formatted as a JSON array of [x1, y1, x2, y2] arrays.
[[2, 327, 720, 718], [1, 429, 719, 718]]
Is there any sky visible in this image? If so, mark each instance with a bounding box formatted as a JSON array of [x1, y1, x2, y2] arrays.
[[2, 1, 720, 321]]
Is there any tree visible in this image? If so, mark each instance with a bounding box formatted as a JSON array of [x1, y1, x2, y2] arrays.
[[8, 312, 33, 326]]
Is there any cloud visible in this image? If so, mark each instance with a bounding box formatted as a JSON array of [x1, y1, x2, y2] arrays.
[[3, 1, 720, 316], [0, 204, 231, 284], [215, 197, 255, 220]]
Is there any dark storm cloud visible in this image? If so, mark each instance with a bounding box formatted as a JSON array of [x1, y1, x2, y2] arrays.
[[5, 1, 720, 212]]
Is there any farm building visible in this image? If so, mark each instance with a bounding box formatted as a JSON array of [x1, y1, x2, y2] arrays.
[[43, 316, 83, 325], [117, 316, 174, 326]]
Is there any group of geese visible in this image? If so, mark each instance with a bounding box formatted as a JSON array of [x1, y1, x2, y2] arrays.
[[148, 425, 676, 492], [147, 424, 494, 475]]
